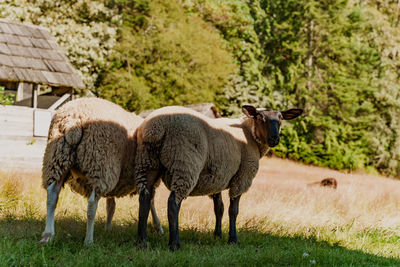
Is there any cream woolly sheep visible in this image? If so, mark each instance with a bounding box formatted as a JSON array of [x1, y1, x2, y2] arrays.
[[134, 105, 302, 250], [39, 97, 163, 245]]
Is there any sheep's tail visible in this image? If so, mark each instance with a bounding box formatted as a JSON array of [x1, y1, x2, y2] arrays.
[[41, 115, 83, 189], [139, 119, 165, 144], [134, 120, 165, 194], [63, 119, 83, 146]]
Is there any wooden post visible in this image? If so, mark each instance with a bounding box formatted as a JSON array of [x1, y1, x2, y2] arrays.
[[16, 82, 34, 102], [16, 82, 23, 102], [32, 84, 38, 108]]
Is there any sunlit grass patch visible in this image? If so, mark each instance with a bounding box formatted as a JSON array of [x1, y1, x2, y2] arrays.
[[0, 171, 41, 221]]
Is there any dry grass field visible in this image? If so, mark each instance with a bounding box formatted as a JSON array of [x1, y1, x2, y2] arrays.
[[1, 157, 400, 266]]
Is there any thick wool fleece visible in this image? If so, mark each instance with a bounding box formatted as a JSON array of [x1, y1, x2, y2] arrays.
[[41, 97, 143, 198], [135, 106, 269, 203]]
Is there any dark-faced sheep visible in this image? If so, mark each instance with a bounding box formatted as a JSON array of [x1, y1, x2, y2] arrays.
[[134, 105, 302, 250], [40, 97, 163, 245]]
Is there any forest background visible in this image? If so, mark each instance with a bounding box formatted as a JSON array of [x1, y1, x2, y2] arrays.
[[1, 0, 400, 177]]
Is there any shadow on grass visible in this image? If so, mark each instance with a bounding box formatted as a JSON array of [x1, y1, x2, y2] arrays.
[[0, 216, 399, 266]]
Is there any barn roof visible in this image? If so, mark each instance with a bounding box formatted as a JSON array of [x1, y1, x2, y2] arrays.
[[0, 19, 84, 88]]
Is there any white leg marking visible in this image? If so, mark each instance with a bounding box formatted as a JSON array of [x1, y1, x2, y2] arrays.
[[40, 181, 62, 245], [84, 189, 99, 245], [150, 198, 164, 235]]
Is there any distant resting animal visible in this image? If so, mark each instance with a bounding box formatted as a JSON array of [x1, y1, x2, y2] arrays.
[[307, 177, 337, 189]]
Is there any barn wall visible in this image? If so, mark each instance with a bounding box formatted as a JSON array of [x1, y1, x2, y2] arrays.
[[0, 105, 49, 171], [0, 105, 33, 136]]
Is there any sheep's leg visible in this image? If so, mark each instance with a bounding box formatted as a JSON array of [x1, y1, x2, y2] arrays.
[[137, 188, 152, 246], [150, 197, 164, 235], [212, 193, 224, 238], [40, 181, 62, 245], [137, 170, 159, 246], [84, 189, 100, 245], [167, 169, 198, 250], [228, 195, 241, 244], [105, 197, 116, 231], [168, 191, 181, 251]]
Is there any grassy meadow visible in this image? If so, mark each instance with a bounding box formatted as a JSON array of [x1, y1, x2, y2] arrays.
[[1, 157, 400, 266]]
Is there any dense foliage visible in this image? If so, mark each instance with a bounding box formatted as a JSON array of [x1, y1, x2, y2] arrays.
[[1, 0, 400, 176], [97, 0, 236, 111], [0, 87, 14, 105]]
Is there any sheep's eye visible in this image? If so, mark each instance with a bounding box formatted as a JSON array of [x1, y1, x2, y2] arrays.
[[259, 115, 266, 122]]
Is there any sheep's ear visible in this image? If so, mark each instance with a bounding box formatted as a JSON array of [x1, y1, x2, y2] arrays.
[[281, 109, 303, 120], [242, 105, 258, 118]]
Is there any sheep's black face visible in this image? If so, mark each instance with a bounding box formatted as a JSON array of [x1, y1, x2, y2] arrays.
[[242, 105, 303, 147]]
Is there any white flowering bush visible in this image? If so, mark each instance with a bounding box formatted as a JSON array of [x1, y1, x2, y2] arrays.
[[0, 0, 120, 94]]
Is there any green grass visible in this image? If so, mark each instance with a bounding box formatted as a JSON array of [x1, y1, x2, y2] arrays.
[[0, 218, 399, 266], [2, 161, 400, 266]]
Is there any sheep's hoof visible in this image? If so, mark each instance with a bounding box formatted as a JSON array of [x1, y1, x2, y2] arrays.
[[228, 237, 238, 245], [152, 225, 164, 235], [136, 238, 148, 249], [84, 239, 94, 246], [214, 231, 222, 239], [168, 241, 180, 251], [39, 232, 54, 245], [158, 227, 165, 235]]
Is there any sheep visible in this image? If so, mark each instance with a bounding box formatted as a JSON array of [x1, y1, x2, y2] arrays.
[[39, 97, 163, 245], [133, 105, 303, 250]]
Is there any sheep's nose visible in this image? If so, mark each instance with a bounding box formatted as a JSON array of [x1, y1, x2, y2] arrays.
[[268, 136, 280, 147]]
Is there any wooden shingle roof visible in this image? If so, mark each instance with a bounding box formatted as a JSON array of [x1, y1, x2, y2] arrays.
[[0, 20, 84, 88]]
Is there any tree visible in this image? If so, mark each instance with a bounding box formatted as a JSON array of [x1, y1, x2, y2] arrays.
[[98, 0, 236, 112]]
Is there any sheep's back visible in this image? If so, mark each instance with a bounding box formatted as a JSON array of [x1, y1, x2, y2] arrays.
[[139, 106, 245, 196], [44, 97, 142, 197]]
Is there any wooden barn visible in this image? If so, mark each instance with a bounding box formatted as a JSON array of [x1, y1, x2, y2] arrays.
[[0, 20, 84, 170]]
